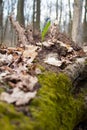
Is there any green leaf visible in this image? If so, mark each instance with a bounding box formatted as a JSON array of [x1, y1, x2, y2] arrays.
[[41, 21, 51, 41]]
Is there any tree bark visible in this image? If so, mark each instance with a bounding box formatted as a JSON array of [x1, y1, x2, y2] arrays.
[[56, 0, 58, 20], [33, 0, 41, 35], [17, 0, 25, 26], [64, 57, 87, 82], [83, 0, 87, 43], [59, 0, 62, 29], [0, 0, 3, 44], [68, 0, 72, 37], [72, 0, 83, 44]]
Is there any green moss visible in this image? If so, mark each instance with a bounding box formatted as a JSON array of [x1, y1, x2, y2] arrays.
[[29, 72, 85, 130], [0, 72, 86, 130], [0, 102, 33, 130], [85, 59, 87, 64], [0, 87, 4, 93], [37, 64, 46, 72]]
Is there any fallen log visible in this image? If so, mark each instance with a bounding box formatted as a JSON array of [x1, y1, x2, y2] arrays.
[[64, 57, 87, 80], [0, 69, 87, 130]]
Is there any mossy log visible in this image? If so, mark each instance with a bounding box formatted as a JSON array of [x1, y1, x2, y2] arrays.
[[0, 70, 87, 130], [64, 57, 87, 81]]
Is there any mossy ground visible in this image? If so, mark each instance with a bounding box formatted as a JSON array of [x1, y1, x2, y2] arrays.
[[0, 72, 86, 130]]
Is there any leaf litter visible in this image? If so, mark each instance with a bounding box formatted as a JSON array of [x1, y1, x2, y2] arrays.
[[0, 44, 39, 106]]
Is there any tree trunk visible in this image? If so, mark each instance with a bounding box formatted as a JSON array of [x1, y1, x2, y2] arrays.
[[72, 0, 83, 44], [68, 0, 72, 37], [33, 0, 41, 35], [83, 0, 87, 43], [17, 0, 25, 26], [56, 0, 58, 20], [59, 0, 62, 29], [36, 0, 40, 30], [0, 0, 3, 44]]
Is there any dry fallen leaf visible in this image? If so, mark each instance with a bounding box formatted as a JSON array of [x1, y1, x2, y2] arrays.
[[44, 53, 62, 67], [0, 71, 10, 80], [17, 74, 38, 91], [4, 72, 38, 91], [0, 87, 37, 106], [23, 45, 38, 58], [57, 40, 73, 53], [15, 91, 37, 106], [42, 41, 54, 47], [0, 53, 13, 66], [23, 45, 38, 64]]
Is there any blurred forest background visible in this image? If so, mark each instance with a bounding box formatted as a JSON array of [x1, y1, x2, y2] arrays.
[[0, 0, 87, 46]]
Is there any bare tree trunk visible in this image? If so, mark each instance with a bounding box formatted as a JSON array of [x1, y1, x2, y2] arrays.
[[56, 0, 58, 20], [0, 0, 3, 44], [3, 0, 12, 46], [83, 0, 87, 43], [33, 0, 41, 36], [68, 0, 72, 37], [33, 0, 36, 35], [17, 0, 25, 26], [59, 0, 62, 29], [49, 2, 52, 16], [36, 0, 40, 30], [33, 0, 35, 27], [72, 0, 83, 44]]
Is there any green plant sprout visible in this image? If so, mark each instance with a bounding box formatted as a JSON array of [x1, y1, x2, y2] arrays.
[[41, 21, 51, 41]]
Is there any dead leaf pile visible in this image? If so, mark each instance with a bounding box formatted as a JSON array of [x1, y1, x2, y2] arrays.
[[0, 45, 40, 106]]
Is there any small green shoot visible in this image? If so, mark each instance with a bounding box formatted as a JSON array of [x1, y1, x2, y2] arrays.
[[41, 21, 51, 41]]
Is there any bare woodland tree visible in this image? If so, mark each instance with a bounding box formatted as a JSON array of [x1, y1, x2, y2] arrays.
[[59, 0, 62, 28], [72, 0, 83, 44], [56, 0, 58, 20], [0, 0, 3, 43], [10, 0, 17, 46], [49, 1, 52, 16], [17, 0, 25, 26], [83, 0, 87, 43], [68, 0, 72, 37], [33, 0, 41, 35]]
